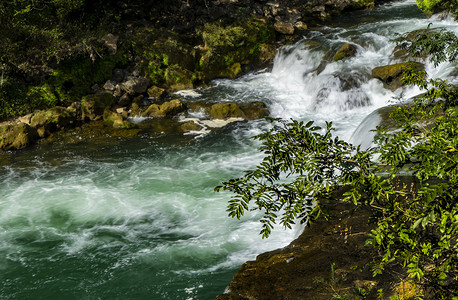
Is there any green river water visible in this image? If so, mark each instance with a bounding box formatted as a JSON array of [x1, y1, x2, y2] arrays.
[[1, 1, 457, 299]]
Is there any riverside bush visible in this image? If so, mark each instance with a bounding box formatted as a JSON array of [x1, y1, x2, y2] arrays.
[[216, 13, 458, 300]]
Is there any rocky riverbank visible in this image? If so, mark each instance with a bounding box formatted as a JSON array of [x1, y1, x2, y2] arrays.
[[1, 0, 394, 151]]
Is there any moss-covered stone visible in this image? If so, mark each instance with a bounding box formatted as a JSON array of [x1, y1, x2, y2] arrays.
[[103, 110, 135, 129], [240, 102, 270, 120], [81, 93, 117, 121], [30, 106, 77, 138], [147, 86, 166, 99], [416, 0, 441, 15], [333, 43, 357, 61], [371, 62, 425, 91], [133, 27, 197, 86], [0, 123, 39, 150], [198, 18, 275, 81], [349, 0, 375, 9], [210, 103, 246, 119], [160, 99, 186, 117], [165, 65, 196, 90], [178, 121, 203, 133], [143, 100, 186, 118]]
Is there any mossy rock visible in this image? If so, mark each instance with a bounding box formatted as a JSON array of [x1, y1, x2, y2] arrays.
[[333, 43, 357, 61], [349, 0, 375, 9], [0, 123, 39, 150], [165, 65, 196, 91], [178, 121, 203, 133], [416, 0, 441, 15], [103, 110, 135, 129], [133, 27, 197, 86], [199, 18, 275, 81], [143, 100, 186, 118], [240, 102, 270, 120], [160, 99, 186, 117], [371, 62, 425, 91], [210, 103, 246, 120], [30, 106, 77, 138], [147, 86, 166, 99], [81, 93, 117, 121]]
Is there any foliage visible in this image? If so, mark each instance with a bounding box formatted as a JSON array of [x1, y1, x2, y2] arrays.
[[416, 0, 458, 16], [216, 21, 458, 300]]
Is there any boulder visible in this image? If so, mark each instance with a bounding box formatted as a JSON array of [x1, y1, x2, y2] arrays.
[[30, 106, 77, 138], [143, 100, 186, 118], [416, 0, 442, 15], [0, 123, 39, 150], [371, 62, 425, 91], [160, 99, 186, 116], [120, 76, 150, 95], [165, 65, 195, 91], [240, 102, 270, 120], [178, 121, 204, 133], [210, 103, 246, 120], [333, 43, 357, 61], [274, 21, 295, 35], [103, 110, 135, 129], [81, 93, 117, 121], [147, 86, 166, 99]]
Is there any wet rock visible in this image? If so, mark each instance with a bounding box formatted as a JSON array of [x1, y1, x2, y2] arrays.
[[143, 99, 186, 118], [371, 62, 425, 90], [160, 99, 186, 116], [165, 65, 195, 91], [120, 76, 150, 95], [143, 104, 161, 118], [147, 86, 166, 99], [103, 110, 135, 129], [30, 106, 77, 138], [81, 93, 117, 121], [0, 123, 39, 150], [216, 197, 399, 300], [178, 121, 204, 133], [274, 21, 295, 35], [333, 43, 357, 61], [240, 102, 270, 120], [210, 103, 245, 120]]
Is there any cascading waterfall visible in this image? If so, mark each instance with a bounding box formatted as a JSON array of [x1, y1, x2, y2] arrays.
[[1, 1, 457, 299]]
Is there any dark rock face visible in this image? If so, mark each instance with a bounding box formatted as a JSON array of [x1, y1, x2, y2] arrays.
[[216, 198, 399, 300]]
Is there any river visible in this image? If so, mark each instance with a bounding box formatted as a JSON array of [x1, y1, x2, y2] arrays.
[[0, 1, 457, 299]]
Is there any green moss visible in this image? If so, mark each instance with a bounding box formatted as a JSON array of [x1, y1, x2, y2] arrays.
[[198, 18, 274, 81], [132, 27, 197, 87], [349, 0, 374, 9], [416, 0, 440, 14]]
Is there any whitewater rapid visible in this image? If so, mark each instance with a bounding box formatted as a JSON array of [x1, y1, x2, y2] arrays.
[[0, 1, 457, 299]]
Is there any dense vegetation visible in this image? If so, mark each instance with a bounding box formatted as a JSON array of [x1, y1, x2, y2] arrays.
[[0, 0, 274, 121], [216, 3, 458, 299]]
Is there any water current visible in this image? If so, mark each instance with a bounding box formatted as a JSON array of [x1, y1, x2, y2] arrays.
[[1, 1, 457, 299]]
